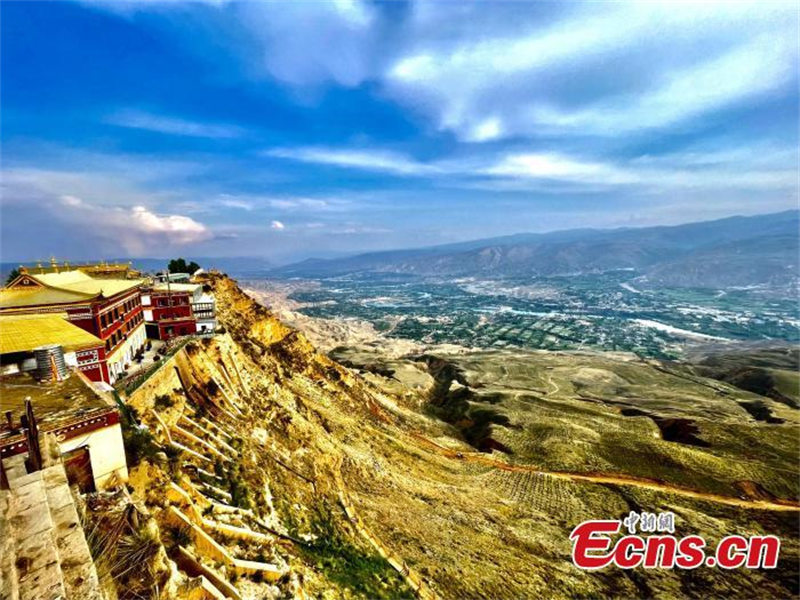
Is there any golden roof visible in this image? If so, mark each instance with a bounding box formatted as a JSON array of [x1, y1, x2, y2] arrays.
[[0, 269, 143, 312], [0, 287, 95, 309], [34, 271, 144, 297], [0, 314, 103, 354], [34, 271, 94, 286], [19, 260, 141, 279]]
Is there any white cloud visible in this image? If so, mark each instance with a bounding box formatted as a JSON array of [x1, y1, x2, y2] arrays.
[[384, 1, 796, 139], [466, 117, 504, 142], [266, 147, 441, 176], [216, 195, 255, 210], [2, 167, 176, 208], [334, 224, 391, 235], [265, 142, 797, 194], [67, 203, 211, 253], [59, 194, 84, 207], [525, 35, 795, 134], [80, 0, 232, 15], [478, 145, 797, 192], [128, 205, 210, 244], [87, 0, 796, 143], [631, 144, 798, 171], [235, 1, 378, 86], [205, 193, 345, 213], [269, 197, 331, 210], [2, 167, 212, 254], [161, 192, 351, 217], [270, 220, 286, 230], [484, 153, 638, 185], [87, 0, 377, 86], [106, 109, 244, 138], [331, 0, 371, 27]]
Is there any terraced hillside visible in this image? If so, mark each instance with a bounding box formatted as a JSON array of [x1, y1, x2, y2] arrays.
[[110, 273, 798, 599]]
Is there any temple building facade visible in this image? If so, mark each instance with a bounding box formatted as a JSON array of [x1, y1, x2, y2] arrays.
[[192, 289, 217, 334], [141, 282, 216, 339], [141, 283, 197, 340], [0, 268, 146, 383], [1, 261, 217, 383]]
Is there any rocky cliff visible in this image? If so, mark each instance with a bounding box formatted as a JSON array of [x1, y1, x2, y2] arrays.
[[113, 273, 439, 600]]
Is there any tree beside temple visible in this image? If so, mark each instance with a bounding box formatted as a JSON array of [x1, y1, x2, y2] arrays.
[[168, 258, 201, 274]]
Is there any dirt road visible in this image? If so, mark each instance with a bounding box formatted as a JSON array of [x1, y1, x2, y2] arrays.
[[409, 433, 800, 512]]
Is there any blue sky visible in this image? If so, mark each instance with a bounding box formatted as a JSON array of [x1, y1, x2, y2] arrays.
[[1, 0, 797, 263]]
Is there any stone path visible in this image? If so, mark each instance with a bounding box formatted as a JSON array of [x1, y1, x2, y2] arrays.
[[1, 456, 106, 600]]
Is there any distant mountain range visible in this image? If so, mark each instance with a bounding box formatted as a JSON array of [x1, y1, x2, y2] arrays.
[[271, 211, 799, 288]]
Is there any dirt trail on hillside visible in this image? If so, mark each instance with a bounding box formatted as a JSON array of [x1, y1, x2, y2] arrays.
[[409, 433, 800, 512], [545, 372, 560, 396]]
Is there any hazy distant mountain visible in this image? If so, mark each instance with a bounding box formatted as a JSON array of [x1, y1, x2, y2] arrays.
[[272, 211, 799, 288], [644, 234, 798, 288]]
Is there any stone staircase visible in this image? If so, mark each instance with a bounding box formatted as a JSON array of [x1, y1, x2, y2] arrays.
[[160, 408, 287, 599], [0, 455, 105, 600]]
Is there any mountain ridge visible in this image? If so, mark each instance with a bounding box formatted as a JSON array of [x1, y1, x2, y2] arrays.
[[270, 210, 799, 288]]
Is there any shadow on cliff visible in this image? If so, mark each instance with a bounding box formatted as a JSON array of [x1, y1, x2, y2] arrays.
[[416, 355, 514, 454]]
